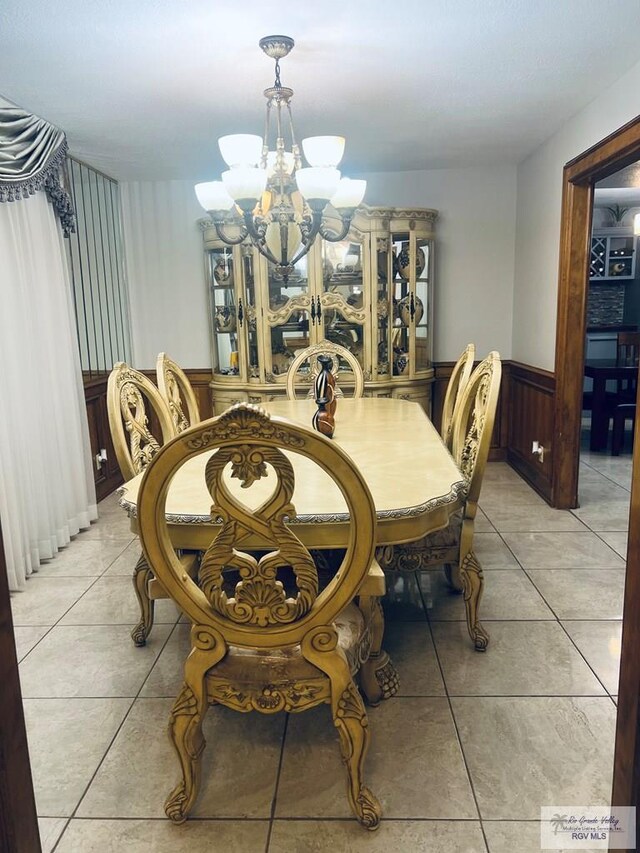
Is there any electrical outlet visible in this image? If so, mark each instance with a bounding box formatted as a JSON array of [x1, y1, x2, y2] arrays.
[[531, 441, 545, 463]]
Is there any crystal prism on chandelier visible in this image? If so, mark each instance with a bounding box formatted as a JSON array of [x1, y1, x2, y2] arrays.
[[195, 35, 366, 282]]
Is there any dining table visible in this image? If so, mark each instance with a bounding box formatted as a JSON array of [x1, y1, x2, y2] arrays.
[[119, 397, 467, 550], [584, 359, 638, 451]]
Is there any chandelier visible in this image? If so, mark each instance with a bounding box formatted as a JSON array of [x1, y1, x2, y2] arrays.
[[195, 35, 366, 282]]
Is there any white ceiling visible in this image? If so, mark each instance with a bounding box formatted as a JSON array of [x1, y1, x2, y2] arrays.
[[2, 0, 640, 182]]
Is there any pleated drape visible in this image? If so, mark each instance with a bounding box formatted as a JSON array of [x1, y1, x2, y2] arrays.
[[0, 192, 97, 590]]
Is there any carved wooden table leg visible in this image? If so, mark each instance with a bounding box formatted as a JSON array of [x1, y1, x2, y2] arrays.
[[358, 595, 399, 706], [131, 551, 155, 647]]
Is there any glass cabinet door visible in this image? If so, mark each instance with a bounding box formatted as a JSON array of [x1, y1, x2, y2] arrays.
[[414, 235, 432, 374], [206, 247, 241, 378], [319, 236, 367, 380], [264, 254, 311, 379], [374, 236, 393, 379], [240, 245, 260, 379], [390, 232, 411, 379]]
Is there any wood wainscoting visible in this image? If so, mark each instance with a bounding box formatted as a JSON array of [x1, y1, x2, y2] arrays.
[[433, 359, 555, 503], [505, 362, 555, 502], [83, 369, 213, 502]]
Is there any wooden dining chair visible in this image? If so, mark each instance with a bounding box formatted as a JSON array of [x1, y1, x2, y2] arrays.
[[440, 343, 475, 449], [137, 403, 383, 829], [156, 352, 201, 434], [286, 340, 365, 400], [379, 352, 502, 651], [616, 331, 640, 403], [107, 362, 197, 646]]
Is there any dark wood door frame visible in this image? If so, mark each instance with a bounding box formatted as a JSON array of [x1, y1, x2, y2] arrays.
[[552, 114, 640, 849], [0, 518, 41, 852]]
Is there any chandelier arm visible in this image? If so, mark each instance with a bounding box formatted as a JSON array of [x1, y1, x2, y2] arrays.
[[213, 221, 249, 246], [241, 211, 281, 267], [318, 215, 353, 243], [288, 209, 323, 268]]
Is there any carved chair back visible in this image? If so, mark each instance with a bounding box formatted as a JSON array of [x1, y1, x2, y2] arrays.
[[137, 404, 376, 651], [616, 331, 640, 400], [107, 362, 176, 481], [286, 341, 365, 401], [450, 351, 501, 513], [441, 343, 475, 449], [156, 352, 201, 434]]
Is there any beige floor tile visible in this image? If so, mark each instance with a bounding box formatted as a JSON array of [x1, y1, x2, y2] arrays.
[[78, 698, 284, 818], [269, 819, 487, 852], [479, 484, 547, 511], [34, 538, 133, 577], [474, 508, 495, 532], [421, 569, 553, 621], [140, 623, 191, 697], [382, 621, 445, 696], [471, 533, 520, 570], [60, 576, 179, 626], [483, 820, 586, 853], [598, 531, 628, 558], [482, 504, 586, 532], [19, 624, 172, 698], [276, 699, 477, 819], [56, 818, 269, 852], [432, 621, 605, 696], [24, 697, 132, 816], [563, 620, 622, 695], [577, 478, 631, 503], [38, 817, 68, 853], [572, 500, 631, 532], [11, 577, 97, 626], [527, 569, 625, 620], [501, 532, 625, 570], [79, 511, 136, 540], [14, 625, 49, 661], [580, 457, 632, 490], [102, 540, 142, 576], [451, 697, 615, 819]]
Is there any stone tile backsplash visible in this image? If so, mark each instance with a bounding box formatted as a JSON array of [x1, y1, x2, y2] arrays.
[[587, 284, 624, 327]]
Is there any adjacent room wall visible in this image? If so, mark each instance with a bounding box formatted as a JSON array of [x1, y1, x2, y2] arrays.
[[121, 165, 517, 368], [513, 57, 640, 371]]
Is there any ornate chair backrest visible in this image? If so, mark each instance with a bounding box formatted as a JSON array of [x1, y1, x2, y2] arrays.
[[441, 343, 475, 449], [107, 362, 176, 481], [451, 351, 501, 513], [156, 352, 201, 434], [286, 341, 365, 400], [137, 404, 376, 652]]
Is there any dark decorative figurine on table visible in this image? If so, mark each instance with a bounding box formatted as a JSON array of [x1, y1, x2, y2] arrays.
[[312, 354, 337, 438]]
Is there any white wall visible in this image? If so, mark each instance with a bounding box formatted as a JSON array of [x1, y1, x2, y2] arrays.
[[513, 58, 640, 370], [121, 166, 517, 368], [360, 167, 517, 361], [120, 180, 209, 368]]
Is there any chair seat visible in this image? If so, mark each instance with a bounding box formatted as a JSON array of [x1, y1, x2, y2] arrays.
[[204, 603, 369, 712]]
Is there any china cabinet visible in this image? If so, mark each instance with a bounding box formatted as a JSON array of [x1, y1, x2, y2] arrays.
[[201, 205, 437, 413]]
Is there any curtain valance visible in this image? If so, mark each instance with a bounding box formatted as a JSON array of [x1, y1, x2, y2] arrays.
[[0, 107, 75, 236]]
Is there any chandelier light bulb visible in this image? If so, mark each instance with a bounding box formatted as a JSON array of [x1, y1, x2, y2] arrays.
[[330, 178, 367, 210], [194, 181, 235, 212], [302, 136, 345, 168], [295, 167, 341, 202], [218, 134, 263, 168], [222, 167, 268, 206]]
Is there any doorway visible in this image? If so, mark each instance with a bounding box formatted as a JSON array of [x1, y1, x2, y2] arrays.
[[552, 115, 640, 838]]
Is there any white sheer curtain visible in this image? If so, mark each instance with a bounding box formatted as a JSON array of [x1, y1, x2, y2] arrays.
[[0, 192, 97, 591]]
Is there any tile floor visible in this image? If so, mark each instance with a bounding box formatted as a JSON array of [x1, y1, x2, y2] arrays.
[[11, 455, 629, 852]]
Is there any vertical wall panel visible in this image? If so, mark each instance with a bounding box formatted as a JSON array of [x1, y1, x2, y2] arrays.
[[66, 158, 132, 375]]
